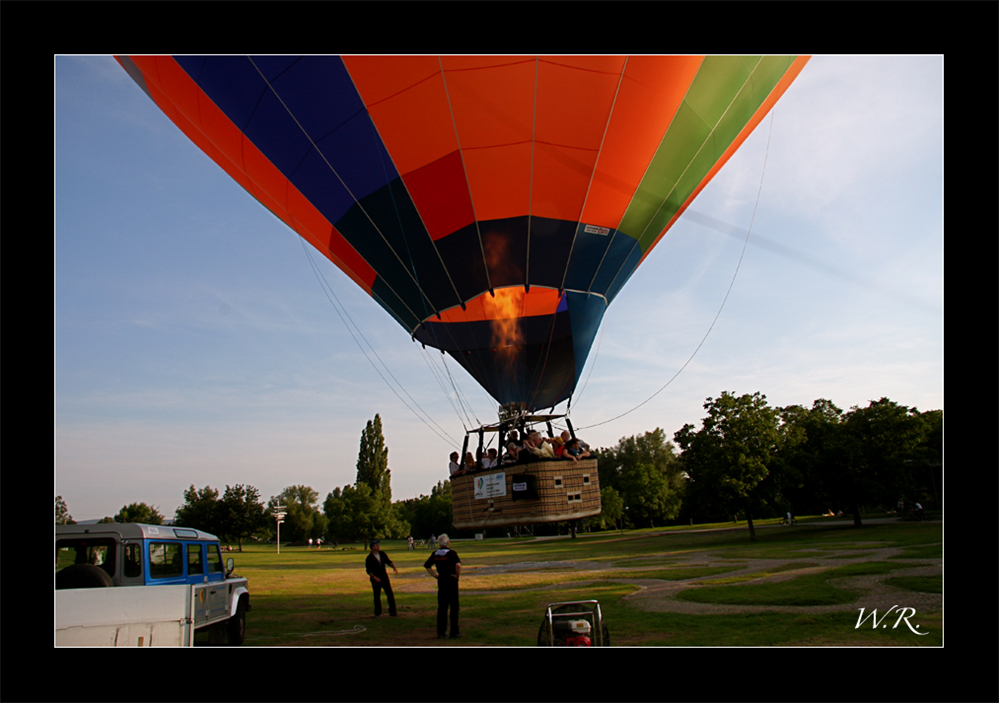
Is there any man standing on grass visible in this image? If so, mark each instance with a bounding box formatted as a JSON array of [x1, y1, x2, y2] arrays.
[[424, 533, 462, 639], [366, 540, 398, 617]]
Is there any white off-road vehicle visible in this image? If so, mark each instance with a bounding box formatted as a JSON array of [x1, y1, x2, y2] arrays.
[[56, 523, 250, 646]]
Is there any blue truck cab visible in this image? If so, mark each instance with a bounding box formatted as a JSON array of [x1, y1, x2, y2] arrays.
[[56, 523, 250, 644]]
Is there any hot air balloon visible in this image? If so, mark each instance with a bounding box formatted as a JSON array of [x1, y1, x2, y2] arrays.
[[117, 55, 808, 531], [116, 55, 808, 412]]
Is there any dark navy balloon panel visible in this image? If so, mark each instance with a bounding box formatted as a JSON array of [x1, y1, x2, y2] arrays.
[[117, 55, 809, 410]]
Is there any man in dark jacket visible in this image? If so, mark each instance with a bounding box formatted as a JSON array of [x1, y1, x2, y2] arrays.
[[424, 533, 462, 638], [365, 540, 398, 617]]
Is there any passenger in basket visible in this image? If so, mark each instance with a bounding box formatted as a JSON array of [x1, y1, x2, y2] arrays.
[[502, 442, 519, 465], [527, 431, 556, 460], [563, 437, 591, 463], [463, 452, 478, 473], [551, 430, 570, 457], [507, 430, 521, 449], [482, 447, 499, 469]]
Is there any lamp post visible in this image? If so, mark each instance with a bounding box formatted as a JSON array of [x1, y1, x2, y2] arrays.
[[273, 506, 287, 555]]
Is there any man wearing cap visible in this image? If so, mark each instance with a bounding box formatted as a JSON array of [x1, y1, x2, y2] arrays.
[[365, 539, 399, 617], [424, 533, 462, 639]]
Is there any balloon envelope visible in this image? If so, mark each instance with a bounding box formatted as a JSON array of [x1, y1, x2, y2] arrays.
[[117, 55, 808, 411]]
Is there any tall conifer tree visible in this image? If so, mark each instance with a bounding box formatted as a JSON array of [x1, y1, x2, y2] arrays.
[[356, 414, 391, 501]]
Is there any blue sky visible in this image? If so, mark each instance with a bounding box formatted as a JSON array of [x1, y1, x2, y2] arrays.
[[55, 55, 942, 522]]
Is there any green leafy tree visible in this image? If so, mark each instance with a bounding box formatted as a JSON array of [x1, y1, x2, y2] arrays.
[[619, 462, 681, 528], [220, 484, 266, 550], [114, 502, 164, 525], [323, 485, 352, 542], [395, 481, 453, 537], [56, 496, 76, 525], [325, 483, 377, 542], [915, 409, 942, 466], [268, 486, 327, 543], [675, 392, 782, 540], [323, 482, 409, 542], [597, 486, 624, 530], [597, 429, 684, 528], [911, 409, 942, 509], [836, 398, 928, 525], [775, 399, 845, 517], [174, 485, 221, 534], [774, 398, 940, 525]]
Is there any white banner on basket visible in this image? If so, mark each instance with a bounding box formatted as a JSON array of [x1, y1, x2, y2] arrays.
[[474, 472, 506, 499]]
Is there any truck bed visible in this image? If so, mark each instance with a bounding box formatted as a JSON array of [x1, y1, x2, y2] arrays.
[[56, 584, 195, 646]]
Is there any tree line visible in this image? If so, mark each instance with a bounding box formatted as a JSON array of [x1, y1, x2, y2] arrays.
[[56, 394, 941, 544], [596, 393, 940, 539]]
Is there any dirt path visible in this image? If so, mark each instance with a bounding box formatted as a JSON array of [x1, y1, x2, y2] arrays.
[[617, 545, 942, 615], [443, 543, 942, 617], [388, 521, 941, 628]]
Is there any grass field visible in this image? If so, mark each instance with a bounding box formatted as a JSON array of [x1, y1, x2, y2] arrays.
[[216, 517, 942, 647]]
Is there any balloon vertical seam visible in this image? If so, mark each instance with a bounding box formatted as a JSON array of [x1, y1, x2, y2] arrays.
[[437, 56, 494, 300], [601, 56, 768, 301], [245, 56, 435, 331], [558, 57, 630, 298]]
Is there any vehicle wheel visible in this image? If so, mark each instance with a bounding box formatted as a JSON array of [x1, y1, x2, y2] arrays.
[[56, 563, 114, 589], [227, 600, 247, 645]]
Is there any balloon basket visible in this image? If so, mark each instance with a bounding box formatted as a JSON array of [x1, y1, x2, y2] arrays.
[[450, 457, 600, 531]]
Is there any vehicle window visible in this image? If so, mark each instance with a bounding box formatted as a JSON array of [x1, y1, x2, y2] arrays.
[[149, 541, 184, 579], [123, 543, 143, 578], [188, 543, 204, 575], [57, 538, 116, 578], [207, 544, 223, 574]]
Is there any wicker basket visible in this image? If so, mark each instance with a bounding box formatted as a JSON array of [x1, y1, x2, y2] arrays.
[[451, 458, 600, 530]]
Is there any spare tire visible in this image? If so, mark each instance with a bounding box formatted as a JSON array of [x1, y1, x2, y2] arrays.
[[57, 563, 114, 589]]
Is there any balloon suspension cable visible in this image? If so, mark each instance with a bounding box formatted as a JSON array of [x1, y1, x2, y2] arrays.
[[431, 347, 486, 432], [579, 111, 777, 432], [417, 346, 472, 433], [299, 239, 458, 446]]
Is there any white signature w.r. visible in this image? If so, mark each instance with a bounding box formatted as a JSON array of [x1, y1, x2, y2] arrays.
[[855, 605, 927, 635]]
